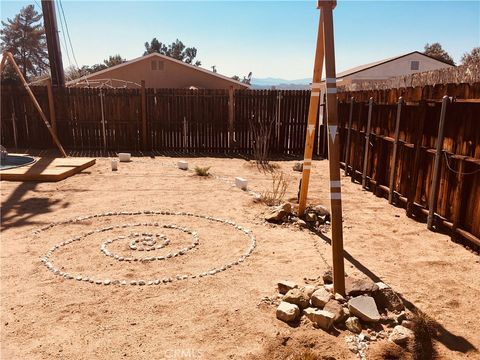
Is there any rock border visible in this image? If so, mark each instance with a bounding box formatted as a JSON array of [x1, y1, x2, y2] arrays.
[[38, 210, 256, 286]]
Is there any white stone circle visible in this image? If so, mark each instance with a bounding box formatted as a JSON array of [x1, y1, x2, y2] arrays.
[[38, 210, 256, 286]]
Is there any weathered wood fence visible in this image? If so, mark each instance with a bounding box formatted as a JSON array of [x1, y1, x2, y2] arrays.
[[1, 83, 479, 246]]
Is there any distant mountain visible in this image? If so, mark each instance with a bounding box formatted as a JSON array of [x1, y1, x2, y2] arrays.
[[251, 77, 311, 86]]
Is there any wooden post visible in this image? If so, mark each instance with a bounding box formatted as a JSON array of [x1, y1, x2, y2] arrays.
[[46, 77, 57, 136], [141, 80, 148, 151], [451, 157, 466, 241], [388, 97, 403, 204], [321, 2, 345, 296], [427, 96, 449, 229], [344, 96, 354, 176], [11, 98, 18, 149], [298, 9, 325, 216], [99, 89, 107, 150], [406, 100, 427, 217], [1, 51, 67, 157], [361, 97, 374, 188], [228, 86, 235, 149]]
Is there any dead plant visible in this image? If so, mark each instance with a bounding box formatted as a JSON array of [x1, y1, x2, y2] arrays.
[[249, 114, 275, 172], [259, 171, 289, 206]]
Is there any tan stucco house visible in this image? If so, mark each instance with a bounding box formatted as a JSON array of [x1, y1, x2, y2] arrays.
[[66, 53, 249, 89], [322, 51, 454, 90]]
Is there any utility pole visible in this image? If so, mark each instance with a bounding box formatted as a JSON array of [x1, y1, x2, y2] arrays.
[[298, 0, 345, 295], [41, 0, 65, 87]]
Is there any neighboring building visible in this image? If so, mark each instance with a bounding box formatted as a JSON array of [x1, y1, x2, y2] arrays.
[[66, 53, 249, 89], [325, 51, 454, 90]]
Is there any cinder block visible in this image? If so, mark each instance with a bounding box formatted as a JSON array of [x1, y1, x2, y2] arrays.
[[235, 177, 248, 190], [178, 161, 188, 170], [118, 153, 131, 162]]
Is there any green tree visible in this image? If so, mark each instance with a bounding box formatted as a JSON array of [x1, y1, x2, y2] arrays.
[[423, 43, 455, 66], [104, 54, 124, 67], [232, 72, 252, 85], [143, 38, 201, 66], [461, 47, 480, 67], [0, 5, 48, 81]]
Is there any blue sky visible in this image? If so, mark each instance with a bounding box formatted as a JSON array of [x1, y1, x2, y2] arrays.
[[1, 1, 479, 79]]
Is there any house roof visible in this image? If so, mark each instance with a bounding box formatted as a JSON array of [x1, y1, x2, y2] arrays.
[[66, 52, 250, 88], [334, 51, 454, 79]]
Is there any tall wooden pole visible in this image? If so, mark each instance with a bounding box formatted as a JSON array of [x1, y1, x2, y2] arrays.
[[298, 10, 325, 216], [1, 52, 67, 157], [46, 77, 58, 136], [321, 1, 345, 295], [41, 0, 65, 87]]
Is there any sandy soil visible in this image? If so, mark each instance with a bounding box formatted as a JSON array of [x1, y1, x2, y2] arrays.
[[1, 156, 479, 360]]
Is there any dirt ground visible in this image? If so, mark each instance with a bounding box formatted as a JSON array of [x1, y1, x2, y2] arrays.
[[1, 155, 479, 360]]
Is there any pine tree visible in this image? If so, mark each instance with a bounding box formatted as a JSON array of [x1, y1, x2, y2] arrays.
[[1, 5, 48, 81], [423, 43, 455, 66]]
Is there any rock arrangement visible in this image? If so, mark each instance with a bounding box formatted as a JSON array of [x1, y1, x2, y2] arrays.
[[274, 272, 414, 358], [38, 210, 256, 286], [265, 202, 331, 230]]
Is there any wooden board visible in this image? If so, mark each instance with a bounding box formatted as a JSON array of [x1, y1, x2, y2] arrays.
[[0, 156, 95, 182]]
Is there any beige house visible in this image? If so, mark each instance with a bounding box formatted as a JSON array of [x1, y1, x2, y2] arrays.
[[324, 51, 454, 90], [66, 53, 249, 89]]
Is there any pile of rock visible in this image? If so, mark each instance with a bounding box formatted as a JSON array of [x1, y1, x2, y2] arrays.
[[274, 272, 414, 355], [264, 203, 331, 229]]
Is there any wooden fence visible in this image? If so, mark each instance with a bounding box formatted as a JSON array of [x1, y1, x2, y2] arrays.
[[335, 97, 480, 249]]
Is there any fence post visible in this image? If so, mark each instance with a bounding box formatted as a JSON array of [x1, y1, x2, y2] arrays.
[[451, 156, 466, 241], [344, 96, 354, 175], [99, 89, 107, 150], [388, 96, 403, 204], [46, 78, 57, 137], [10, 98, 18, 149], [361, 97, 374, 188], [406, 100, 427, 217], [427, 96, 450, 230], [141, 80, 148, 151], [228, 86, 235, 150]]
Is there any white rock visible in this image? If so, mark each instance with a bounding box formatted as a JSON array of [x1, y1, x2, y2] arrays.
[[389, 325, 414, 345], [277, 280, 298, 295], [348, 296, 381, 322], [276, 301, 300, 323], [303, 307, 335, 330], [311, 287, 333, 308]]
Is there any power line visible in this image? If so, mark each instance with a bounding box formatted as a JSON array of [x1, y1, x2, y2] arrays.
[[58, 0, 80, 69], [54, 0, 72, 69]]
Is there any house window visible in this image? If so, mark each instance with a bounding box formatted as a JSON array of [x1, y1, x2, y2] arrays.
[[151, 60, 165, 71], [410, 61, 420, 70]]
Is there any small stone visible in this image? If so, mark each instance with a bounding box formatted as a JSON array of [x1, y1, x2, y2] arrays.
[[303, 308, 335, 330], [303, 285, 317, 298], [276, 301, 300, 323], [312, 205, 331, 220], [345, 277, 379, 296], [283, 288, 310, 309], [401, 320, 415, 330], [389, 325, 414, 345], [334, 293, 346, 303], [305, 212, 317, 223], [103, 279, 111, 285], [323, 299, 347, 323], [293, 162, 303, 172], [324, 284, 334, 293], [395, 311, 407, 324], [311, 288, 333, 308], [322, 269, 333, 284], [348, 296, 381, 322], [265, 203, 292, 223], [345, 316, 362, 334], [373, 282, 404, 311], [277, 280, 298, 295]]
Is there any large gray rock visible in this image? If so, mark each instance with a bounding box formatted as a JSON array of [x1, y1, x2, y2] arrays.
[[345, 316, 362, 334], [277, 280, 298, 295], [348, 296, 381, 323], [373, 282, 404, 311], [389, 325, 414, 345], [323, 299, 347, 323], [276, 301, 300, 323], [311, 287, 333, 308], [283, 288, 310, 309], [303, 307, 335, 330], [265, 203, 291, 222], [345, 277, 379, 296]]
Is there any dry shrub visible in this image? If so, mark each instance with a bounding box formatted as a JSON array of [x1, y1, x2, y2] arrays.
[[410, 312, 438, 360], [260, 171, 289, 206], [369, 340, 411, 360], [249, 115, 275, 172], [194, 166, 211, 177], [292, 350, 319, 360]]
